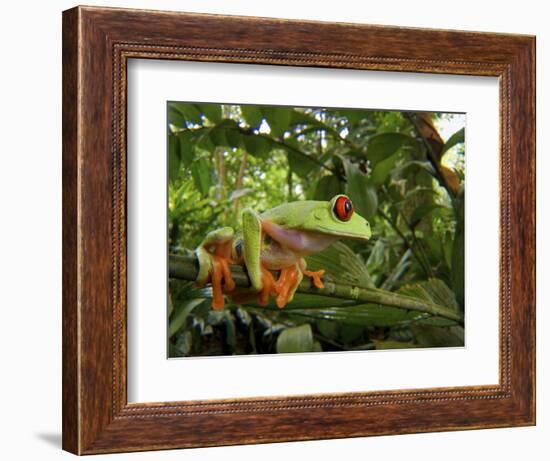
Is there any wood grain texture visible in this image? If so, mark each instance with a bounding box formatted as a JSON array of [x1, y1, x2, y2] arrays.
[[62, 5, 536, 455]]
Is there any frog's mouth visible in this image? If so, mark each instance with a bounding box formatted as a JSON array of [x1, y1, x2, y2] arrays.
[[313, 224, 371, 241]]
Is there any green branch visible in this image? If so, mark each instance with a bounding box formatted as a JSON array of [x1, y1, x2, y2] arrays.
[[169, 254, 463, 324]]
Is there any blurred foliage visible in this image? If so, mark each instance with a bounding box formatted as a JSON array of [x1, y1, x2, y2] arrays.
[[167, 102, 465, 357]]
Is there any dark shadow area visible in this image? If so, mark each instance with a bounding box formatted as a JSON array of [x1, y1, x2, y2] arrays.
[[36, 432, 62, 448]]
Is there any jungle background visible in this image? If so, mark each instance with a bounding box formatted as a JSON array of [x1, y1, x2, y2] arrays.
[[167, 102, 465, 357]]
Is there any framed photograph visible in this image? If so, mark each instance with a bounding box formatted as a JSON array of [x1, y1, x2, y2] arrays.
[[62, 5, 535, 455]]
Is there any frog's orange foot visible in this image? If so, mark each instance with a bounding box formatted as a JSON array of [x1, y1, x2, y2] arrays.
[[210, 254, 235, 311], [257, 267, 278, 307], [274, 266, 300, 308], [303, 269, 325, 289]]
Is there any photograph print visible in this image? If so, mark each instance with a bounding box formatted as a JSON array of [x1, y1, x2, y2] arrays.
[[167, 102, 465, 358]]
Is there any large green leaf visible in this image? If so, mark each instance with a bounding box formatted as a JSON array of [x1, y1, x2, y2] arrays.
[[240, 105, 263, 129], [398, 278, 459, 312], [344, 160, 378, 219], [170, 103, 202, 125], [285, 143, 320, 178], [168, 105, 185, 127], [442, 127, 465, 155], [312, 175, 343, 200], [409, 203, 448, 227], [243, 134, 271, 158], [190, 157, 211, 196], [276, 324, 315, 353], [261, 106, 292, 138], [451, 191, 465, 309], [412, 325, 464, 347], [287, 305, 426, 327], [198, 103, 223, 124], [367, 133, 414, 165], [169, 298, 205, 337], [225, 126, 243, 149], [209, 126, 228, 147], [370, 149, 403, 186], [196, 129, 215, 152], [168, 134, 180, 183], [178, 130, 194, 167], [290, 109, 321, 126], [244, 293, 357, 311], [306, 242, 375, 288]]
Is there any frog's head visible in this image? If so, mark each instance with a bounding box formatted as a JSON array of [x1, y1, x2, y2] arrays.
[[302, 195, 371, 240]]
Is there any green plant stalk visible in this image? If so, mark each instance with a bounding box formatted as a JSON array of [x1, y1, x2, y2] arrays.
[[169, 254, 463, 324], [378, 208, 432, 277]]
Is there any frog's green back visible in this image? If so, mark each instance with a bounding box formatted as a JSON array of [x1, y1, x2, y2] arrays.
[[261, 200, 325, 226]]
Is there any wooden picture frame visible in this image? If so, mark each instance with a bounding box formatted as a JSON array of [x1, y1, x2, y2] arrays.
[[62, 5, 535, 455]]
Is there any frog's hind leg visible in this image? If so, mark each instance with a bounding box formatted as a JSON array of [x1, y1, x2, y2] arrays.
[[196, 227, 236, 310], [274, 264, 303, 308]]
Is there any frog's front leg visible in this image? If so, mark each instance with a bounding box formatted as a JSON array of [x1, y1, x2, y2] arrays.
[[299, 259, 325, 289], [195, 227, 236, 310], [241, 209, 278, 306]]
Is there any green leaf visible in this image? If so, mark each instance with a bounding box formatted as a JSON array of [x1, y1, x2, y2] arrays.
[[169, 103, 203, 125], [338, 109, 367, 124], [288, 305, 425, 327], [340, 324, 364, 343], [245, 292, 355, 310], [442, 127, 465, 154], [392, 160, 435, 179], [410, 204, 447, 227], [367, 133, 414, 165], [411, 325, 464, 347], [181, 104, 203, 124], [169, 298, 205, 337], [290, 110, 320, 126], [243, 135, 271, 158], [190, 157, 211, 196], [261, 107, 292, 138], [178, 130, 194, 167], [224, 311, 237, 349], [225, 127, 242, 149], [198, 104, 223, 124], [451, 191, 465, 309], [174, 331, 193, 355], [276, 324, 315, 353], [210, 127, 228, 147], [370, 149, 404, 186], [168, 134, 180, 183], [240, 105, 263, 128], [317, 319, 339, 339], [344, 160, 378, 219], [398, 278, 459, 312], [373, 339, 418, 350], [168, 106, 185, 127], [312, 175, 343, 201], [196, 130, 215, 152], [285, 143, 320, 178], [306, 242, 375, 288]]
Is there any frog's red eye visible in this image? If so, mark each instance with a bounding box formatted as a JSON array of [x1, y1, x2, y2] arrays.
[[333, 196, 354, 222]]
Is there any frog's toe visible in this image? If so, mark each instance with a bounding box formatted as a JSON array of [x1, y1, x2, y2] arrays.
[[303, 269, 325, 289], [274, 265, 301, 308], [210, 254, 235, 311]]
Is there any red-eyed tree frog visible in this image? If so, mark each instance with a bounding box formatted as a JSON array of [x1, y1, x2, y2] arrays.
[[195, 195, 371, 310]]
